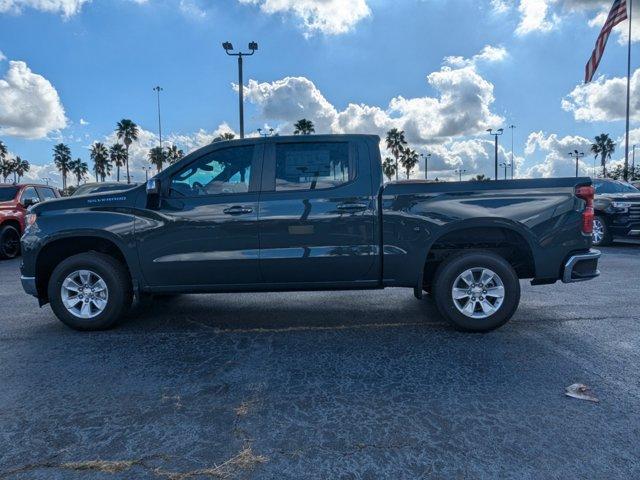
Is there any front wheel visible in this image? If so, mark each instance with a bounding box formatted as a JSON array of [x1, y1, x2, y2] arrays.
[[592, 216, 610, 246], [48, 252, 133, 331], [432, 251, 520, 332], [0, 225, 21, 259]]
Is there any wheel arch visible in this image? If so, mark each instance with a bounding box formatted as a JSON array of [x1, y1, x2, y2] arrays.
[[418, 218, 538, 290], [34, 231, 139, 302]]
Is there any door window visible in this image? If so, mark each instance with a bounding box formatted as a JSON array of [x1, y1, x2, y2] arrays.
[[170, 146, 254, 197], [274, 142, 354, 191], [20, 187, 40, 205]]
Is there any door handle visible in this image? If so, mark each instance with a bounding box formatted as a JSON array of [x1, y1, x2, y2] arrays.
[[223, 206, 253, 215], [337, 202, 368, 212]]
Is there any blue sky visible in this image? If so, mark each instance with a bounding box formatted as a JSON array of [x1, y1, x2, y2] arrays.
[[0, 0, 638, 185]]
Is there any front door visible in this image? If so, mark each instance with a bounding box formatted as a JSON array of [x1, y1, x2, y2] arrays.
[[137, 143, 263, 288], [257, 138, 378, 285]]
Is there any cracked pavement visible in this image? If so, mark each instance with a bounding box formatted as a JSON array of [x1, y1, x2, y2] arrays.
[[1, 245, 639, 479]]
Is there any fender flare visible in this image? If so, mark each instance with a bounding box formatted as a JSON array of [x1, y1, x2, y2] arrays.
[[415, 218, 539, 289]]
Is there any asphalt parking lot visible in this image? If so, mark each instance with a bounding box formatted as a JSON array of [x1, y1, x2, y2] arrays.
[[1, 246, 639, 479]]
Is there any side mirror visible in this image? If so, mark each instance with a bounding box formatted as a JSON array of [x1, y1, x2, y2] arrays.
[[22, 198, 38, 208], [146, 179, 161, 210]]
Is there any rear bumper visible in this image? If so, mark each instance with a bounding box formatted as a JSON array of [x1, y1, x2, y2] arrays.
[[562, 249, 601, 283], [21, 275, 38, 297]]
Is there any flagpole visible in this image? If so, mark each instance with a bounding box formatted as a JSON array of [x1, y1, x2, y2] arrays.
[[624, 0, 633, 181]]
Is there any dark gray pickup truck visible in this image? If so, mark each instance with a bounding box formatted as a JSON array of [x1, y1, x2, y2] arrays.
[[20, 134, 600, 332]]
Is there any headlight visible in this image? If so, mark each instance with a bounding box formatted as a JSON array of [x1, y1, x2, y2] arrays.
[[610, 201, 632, 212], [25, 213, 37, 227]]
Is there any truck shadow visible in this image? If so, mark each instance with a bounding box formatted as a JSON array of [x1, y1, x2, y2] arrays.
[[122, 290, 452, 333]]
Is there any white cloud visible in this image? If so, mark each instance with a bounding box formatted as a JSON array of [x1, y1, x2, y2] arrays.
[[0, 50, 6, 62], [0, 0, 91, 17], [562, 68, 640, 122], [443, 45, 508, 68], [237, 0, 371, 36], [79, 118, 89, 125], [179, 0, 206, 19], [0, 60, 67, 139], [241, 48, 504, 145], [522, 131, 594, 177], [499, 0, 638, 42], [515, 0, 559, 36]]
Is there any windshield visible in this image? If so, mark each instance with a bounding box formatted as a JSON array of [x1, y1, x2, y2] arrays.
[[0, 187, 19, 202], [594, 180, 640, 194]]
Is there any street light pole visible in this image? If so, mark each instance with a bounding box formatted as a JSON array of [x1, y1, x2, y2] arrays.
[[454, 168, 466, 182], [420, 153, 431, 180], [509, 124, 515, 179], [153, 86, 163, 151], [223, 41, 258, 139], [568, 150, 585, 177], [487, 128, 504, 180], [499, 162, 511, 180]]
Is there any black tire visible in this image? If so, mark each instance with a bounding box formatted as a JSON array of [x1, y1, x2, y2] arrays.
[[0, 224, 21, 260], [48, 252, 133, 331], [592, 215, 611, 246], [432, 251, 520, 332]]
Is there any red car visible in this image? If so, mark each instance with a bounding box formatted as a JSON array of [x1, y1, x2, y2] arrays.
[[0, 184, 60, 259]]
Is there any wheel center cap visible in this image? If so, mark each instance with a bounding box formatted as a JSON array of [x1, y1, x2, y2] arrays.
[[472, 287, 483, 295]]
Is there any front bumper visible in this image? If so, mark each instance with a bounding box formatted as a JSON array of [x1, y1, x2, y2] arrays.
[[21, 275, 38, 297], [562, 249, 601, 283]]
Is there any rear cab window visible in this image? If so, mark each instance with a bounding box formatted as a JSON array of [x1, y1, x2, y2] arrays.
[[0, 186, 19, 202], [270, 141, 356, 192]]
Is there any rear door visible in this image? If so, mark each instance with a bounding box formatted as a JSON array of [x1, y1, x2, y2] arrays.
[[137, 143, 263, 288], [257, 137, 378, 285]]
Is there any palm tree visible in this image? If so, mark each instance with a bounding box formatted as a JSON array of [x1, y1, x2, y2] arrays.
[[90, 142, 110, 182], [115, 119, 139, 184], [591, 134, 615, 177], [53, 143, 72, 190], [385, 128, 407, 181], [148, 146, 165, 173], [13, 157, 30, 182], [0, 157, 14, 183], [69, 158, 89, 186], [109, 144, 127, 182], [212, 132, 235, 143], [0, 141, 11, 183], [382, 157, 397, 182], [165, 144, 184, 165], [293, 119, 315, 135], [400, 147, 419, 179], [473, 174, 490, 181]]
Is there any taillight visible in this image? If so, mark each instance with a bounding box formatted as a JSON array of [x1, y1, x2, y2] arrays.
[[575, 185, 595, 235]]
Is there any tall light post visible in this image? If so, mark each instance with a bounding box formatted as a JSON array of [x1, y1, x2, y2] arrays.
[[509, 124, 516, 179], [42, 177, 50, 186], [420, 153, 431, 180], [568, 150, 585, 178], [257, 128, 274, 138], [454, 168, 467, 182], [223, 41, 258, 139], [153, 86, 163, 153], [487, 128, 504, 180], [499, 162, 511, 180]]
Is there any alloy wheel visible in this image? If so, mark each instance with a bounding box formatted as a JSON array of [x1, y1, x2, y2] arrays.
[[451, 267, 505, 319], [60, 270, 109, 319]]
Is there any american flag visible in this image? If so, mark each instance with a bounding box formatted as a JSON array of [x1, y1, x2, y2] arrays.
[[585, 0, 628, 82]]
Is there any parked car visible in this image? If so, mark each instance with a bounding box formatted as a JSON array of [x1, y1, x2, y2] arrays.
[[72, 182, 139, 196], [20, 135, 600, 332], [592, 179, 640, 246], [0, 183, 60, 259]]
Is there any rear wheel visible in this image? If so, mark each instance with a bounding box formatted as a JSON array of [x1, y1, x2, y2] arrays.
[[592, 216, 611, 246], [432, 251, 520, 332], [0, 225, 21, 259], [48, 252, 132, 331]]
